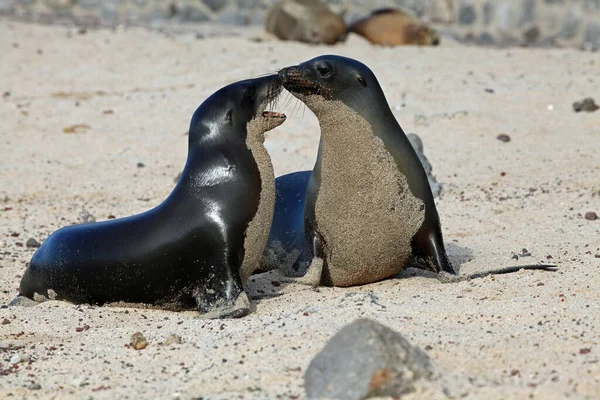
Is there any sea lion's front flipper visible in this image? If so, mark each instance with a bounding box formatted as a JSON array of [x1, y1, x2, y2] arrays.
[[194, 253, 250, 319], [410, 223, 456, 275]]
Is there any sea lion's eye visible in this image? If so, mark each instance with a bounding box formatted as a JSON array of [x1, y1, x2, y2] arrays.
[[357, 76, 367, 86], [225, 109, 233, 124], [315, 63, 332, 78]]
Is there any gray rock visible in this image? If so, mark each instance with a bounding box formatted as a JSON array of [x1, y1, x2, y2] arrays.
[[393, 0, 426, 17], [559, 6, 582, 39], [237, 0, 259, 9], [584, 0, 600, 11], [520, 0, 536, 26], [203, 0, 228, 12], [305, 318, 435, 400], [179, 4, 211, 22], [584, 20, 600, 50], [522, 25, 541, 44], [496, 2, 525, 31], [427, 0, 453, 23], [26, 238, 41, 248], [573, 97, 599, 112], [407, 133, 442, 198], [0, 0, 15, 13], [458, 3, 476, 25], [8, 295, 38, 307], [101, 2, 119, 24], [477, 31, 496, 45], [79, 0, 102, 9], [483, 1, 495, 24], [217, 8, 250, 25]]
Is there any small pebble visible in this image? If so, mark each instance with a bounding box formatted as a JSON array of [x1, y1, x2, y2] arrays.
[[26, 238, 41, 248], [174, 172, 182, 183], [10, 354, 29, 364], [1, 318, 11, 325], [28, 383, 41, 390], [131, 332, 149, 350], [79, 209, 96, 224], [496, 134, 511, 142], [137, 162, 145, 168], [584, 211, 598, 221], [573, 98, 599, 112], [164, 334, 182, 346]]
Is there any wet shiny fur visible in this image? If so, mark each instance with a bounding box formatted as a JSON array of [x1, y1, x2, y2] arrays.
[[14, 76, 285, 318]]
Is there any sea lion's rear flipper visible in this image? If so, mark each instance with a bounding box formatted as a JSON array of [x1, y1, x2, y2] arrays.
[[438, 265, 558, 283]]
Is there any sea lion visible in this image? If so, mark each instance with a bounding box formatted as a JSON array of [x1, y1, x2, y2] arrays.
[[11, 75, 286, 318], [349, 8, 440, 46], [266, 55, 554, 286], [265, 0, 347, 45]]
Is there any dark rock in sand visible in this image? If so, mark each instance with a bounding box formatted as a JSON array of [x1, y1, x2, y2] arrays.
[[304, 318, 435, 400], [573, 98, 599, 112], [26, 238, 41, 248]]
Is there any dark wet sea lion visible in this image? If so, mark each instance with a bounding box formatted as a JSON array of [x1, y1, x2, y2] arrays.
[[265, 0, 347, 45], [12, 75, 286, 318], [349, 8, 440, 47], [266, 55, 555, 286]]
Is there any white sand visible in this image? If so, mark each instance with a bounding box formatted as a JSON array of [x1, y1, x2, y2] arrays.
[[1, 20, 599, 399]]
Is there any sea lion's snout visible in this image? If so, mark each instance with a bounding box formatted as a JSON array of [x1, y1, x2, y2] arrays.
[[279, 65, 330, 98], [255, 76, 286, 130]]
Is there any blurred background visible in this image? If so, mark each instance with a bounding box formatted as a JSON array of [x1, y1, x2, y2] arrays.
[[1, 0, 599, 50]]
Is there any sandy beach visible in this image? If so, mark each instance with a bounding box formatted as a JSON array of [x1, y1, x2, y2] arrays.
[[0, 20, 599, 399]]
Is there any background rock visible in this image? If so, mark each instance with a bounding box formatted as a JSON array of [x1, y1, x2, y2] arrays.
[[1, 0, 599, 49]]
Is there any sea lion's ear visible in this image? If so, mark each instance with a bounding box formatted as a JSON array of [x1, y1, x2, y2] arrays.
[[357, 76, 367, 87], [225, 109, 233, 125]]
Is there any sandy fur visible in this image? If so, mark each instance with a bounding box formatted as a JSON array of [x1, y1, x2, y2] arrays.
[[239, 113, 278, 284], [304, 96, 425, 287]]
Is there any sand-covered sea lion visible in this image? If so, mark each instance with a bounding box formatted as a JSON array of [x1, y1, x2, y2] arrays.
[[266, 55, 554, 286], [349, 8, 440, 46], [265, 0, 347, 45], [12, 75, 286, 318]]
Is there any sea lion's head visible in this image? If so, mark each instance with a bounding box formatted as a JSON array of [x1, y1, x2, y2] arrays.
[[278, 55, 389, 120], [411, 25, 440, 46], [189, 75, 286, 143]]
